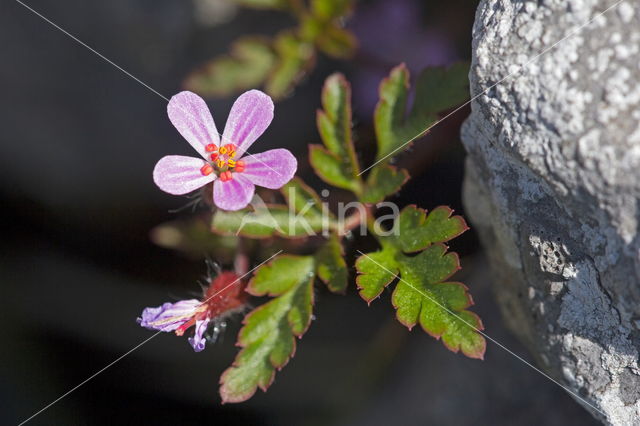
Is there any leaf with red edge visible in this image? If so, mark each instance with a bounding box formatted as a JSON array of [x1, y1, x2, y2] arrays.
[[316, 234, 348, 293], [373, 62, 469, 162], [360, 165, 409, 203], [355, 206, 485, 359], [309, 144, 361, 193], [393, 205, 469, 252], [219, 255, 315, 403], [355, 244, 397, 303], [392, 245, 485, 359]]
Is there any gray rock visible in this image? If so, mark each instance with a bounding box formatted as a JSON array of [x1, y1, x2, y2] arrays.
[[461, 0, 640, 424]]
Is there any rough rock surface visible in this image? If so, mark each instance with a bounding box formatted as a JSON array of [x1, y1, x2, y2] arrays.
[[461, 0, 640, 424]]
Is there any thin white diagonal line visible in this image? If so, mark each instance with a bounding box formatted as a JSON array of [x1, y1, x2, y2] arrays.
[[358, 0, 626, 176], [18, 250, 283, 425], [17, 331, 163, 426], [356, 250, 607, 417], [12, 0, 170, 102], [13, 0, 282, 177]]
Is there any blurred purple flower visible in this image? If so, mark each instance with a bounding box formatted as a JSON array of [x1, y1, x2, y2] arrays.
[[153, 90, 297, 211]]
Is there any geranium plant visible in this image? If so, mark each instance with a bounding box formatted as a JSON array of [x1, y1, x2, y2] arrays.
[[140, 62, 485, 403]]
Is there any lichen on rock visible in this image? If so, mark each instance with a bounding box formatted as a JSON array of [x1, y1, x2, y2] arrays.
[[461, 1, 640, 424]]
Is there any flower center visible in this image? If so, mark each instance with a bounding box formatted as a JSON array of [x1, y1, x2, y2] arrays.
[[201, 143, 245, 180]]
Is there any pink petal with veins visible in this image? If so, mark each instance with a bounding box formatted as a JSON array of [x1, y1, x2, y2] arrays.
[[222, 90, 274, 157], [168, 91, 220, 159], [153, 155, 215, 195], [213, 174, 255, 211], [241, 149, 297, 189]]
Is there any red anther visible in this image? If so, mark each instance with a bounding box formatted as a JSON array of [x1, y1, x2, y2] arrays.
[[200, 164, 213, 176], [210, 152, 219, 161], [227, 144, 237, 152], [205, 143, 218, 152], [220, 171, 233, 182], [235, 160, 245, 173]]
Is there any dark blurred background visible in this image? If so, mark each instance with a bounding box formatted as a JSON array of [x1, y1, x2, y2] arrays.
[[1, 0, 599, 425]]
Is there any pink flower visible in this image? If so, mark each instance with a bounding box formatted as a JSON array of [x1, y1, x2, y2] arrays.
[[153, 90, 297, 211]]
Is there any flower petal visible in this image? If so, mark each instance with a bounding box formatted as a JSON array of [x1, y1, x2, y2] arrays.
[[240, 149, 297, 189], [137, 299, 201, 332], [213, 174, 255, 211], [188, 317, 211, 352], [222, 90, 274, 157], [153, 155, 215, 195], [168, 91, 220, 159]]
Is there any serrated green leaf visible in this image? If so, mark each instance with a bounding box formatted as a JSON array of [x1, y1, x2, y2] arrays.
[[281, 177, 323, 215], [374, 63, 410, 162], [360, 165, 409, 203], [220, 255, 314, 403], [150, 217, 239, 257], [233, 0, 288, 9], [184, 38, 276, 97], [355, 203, 483, 358], [411, 63, 469, 124], [212, 205, 325, 238], [265, 32, 315, 100], [373, 63, 469, 162], [250, 255, 316, 296], [355, 245, 398, 302], [311, 0, 352, 20], [317, 73, 359, 176], [392, 245, 485, 359], [393, 205, 469, 252], [316, 26, 356, 58], [397, 244, 460, 284], [316, 234, 348, 293], [309, 145, 361, 193]]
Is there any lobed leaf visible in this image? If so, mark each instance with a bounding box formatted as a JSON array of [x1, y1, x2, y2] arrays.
[[220, 255, 315, 403], [317, 73, 359, 175], [374, 63, 410, 162], [311, 0, 352, 20], [281, 177, 324, 216], [316, 234, 348, 293], [265, 32, 316, 100], [360, 165, 409, 203], [309, 145, 361, 193], [373, 63, 470, 162], [315, 26, 356, 58], [392, 245, 485, 359], [151, 217, 239, 257], [393, 205, 469, 253], [249, 255, 316, 296], [355, 205, 484, 359], [184, 38, 276, 97], [355, 245, 398, 303], [212, 205, 325, 239], [411, 63, 469, 125]]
